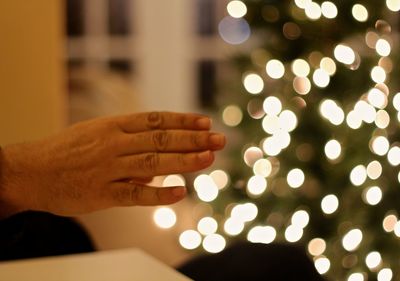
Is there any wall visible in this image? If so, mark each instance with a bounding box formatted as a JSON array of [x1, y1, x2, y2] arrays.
[[0, 0, 66, 145]]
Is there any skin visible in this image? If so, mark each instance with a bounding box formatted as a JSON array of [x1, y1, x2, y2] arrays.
[[0, 112, 226, 218]]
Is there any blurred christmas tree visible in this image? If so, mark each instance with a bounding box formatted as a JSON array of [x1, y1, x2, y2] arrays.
[[179, 1, 400, 281]]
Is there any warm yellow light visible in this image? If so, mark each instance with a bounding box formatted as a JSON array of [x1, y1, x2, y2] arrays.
[[253, 158, 272, 177], [163, 174, 185, 187], [383, 214, 397, 232], [285, 225, 304, 242], [346, 110, 363, 129], [210, 170, 229, 190], [313, 69, 330, 88], [291, 210, 310, 228], [262, 137, 282, 156], [348, 273, 365, 281], [247, 175, 268, 196], [227, 0, 247, 18], [371, 136, 389, 156], [266, 59, 285, 79], [279, 110, 298, 132], [308, 238, 326, 256], [368, 88, 387, 109], [247, 226, 276, 244], [244, 146, 264, 167], [355, 100, 376, 124], [342, 229, 363, 251], [263, 96, 282, 116], [197, 217, 218, 235], [367, 160, 382, 180], [223, 105, 243, 127], [363, 186, 383, 205], [321, 1, 338, 18], [202, 234, 226, 253], [320, 57, 336, 75], [314, 256, 331, 275], [153, 207, 177, 229], [352, 4, 368, 22], [293, 76, 312, 95], [386, 0, 400, 11], [393, 92, 400, 111], [321, 194, 339, 214], [376, 39, 391, 57], [294, 0, 312, 9], [378, 268, 393, 281], [194, 174, 219, 202], [231, 203, 258, 222], [179, 230, 202, 250], [350, 165, 367, 186], [365, 251, 382, 270], [371, 66, 387, 83], [224, 218, 244, 236], [334, 44, 356, 65], [324, 139, 341, 160], [243, 73, 264, 94], [387, 146, 400, 166], [305, 2, 322, 20], [291, 59, 310, 77], [287, 168, 305, 188], [262, 115, 280, 134]]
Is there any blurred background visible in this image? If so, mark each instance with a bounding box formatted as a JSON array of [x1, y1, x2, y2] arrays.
[[1, 1, 400, 280]]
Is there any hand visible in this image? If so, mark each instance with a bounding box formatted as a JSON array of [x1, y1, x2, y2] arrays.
[[0, 112, 226, 217]]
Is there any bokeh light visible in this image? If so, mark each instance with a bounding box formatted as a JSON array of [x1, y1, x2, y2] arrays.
[[363, 186, 383, 205], [350, 165, 367, 186], [378, 268, 393, 281], [287, 168, 305, 188], [202, 234, 226, 253], [247, 225, 277, 244], [243, 73, 264, 94], [321, 1, 338, 19], [342, 229, 363, 251], [223, 105, 243, 127], [266, 59, 285, 79], [314, 256, 331, 275], [227, 0, 247, 18], [218, 16, 251, 45], [324, 139, 341, 160], [321, 194, 339, 214], [197, 217, 218, 235], [153, 207, 177, 229], [308, 238, 326, 256], [352, 4, 368, 22], [365, 251, 382, 270], [179, 230, 202, 250]]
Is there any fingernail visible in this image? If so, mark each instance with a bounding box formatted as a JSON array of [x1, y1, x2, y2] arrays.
[[198, 151, 211, 163], [172, 187, 186, 197], [196, 117, 211, 130], [209, 133, 226, 148]]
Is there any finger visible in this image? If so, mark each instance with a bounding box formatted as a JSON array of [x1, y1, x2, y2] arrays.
[[118, 130, 225, 154], [117, 112, 212, 133], [127, 177, 154, 184], [109, 182, 186, 206], [117, 150, 215, 178]]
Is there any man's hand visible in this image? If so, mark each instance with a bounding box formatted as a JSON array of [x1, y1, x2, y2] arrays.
[[0, 112, 226, 217]]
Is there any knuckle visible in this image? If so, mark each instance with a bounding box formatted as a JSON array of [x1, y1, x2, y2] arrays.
[[147, 111, 163, 130], [144, 153, 160, 173], [114, 184, 141, 205], [190, 133, 202, 148], [152, 130, 169, 151]]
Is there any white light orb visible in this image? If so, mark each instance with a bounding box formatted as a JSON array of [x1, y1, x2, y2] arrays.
[[324, 139, 341, 160], [244, 146, 263, 167], [163, 174, 185, 187], [231, 203, 258, 222], [291, 210, 310, 228], [394, 221, 400, 237], [320, 57, 337, 75], [321, 1, 338, 19], [247, 225, 277, 244], [368, 88, 387, 109], [285, 225, 304, 242], [348, 273, 365, 281], [382, 214, 397, 232], [253, 158, 273, 177], [179, 230, 201, 250], [266, 59, 285, 79], [342, 229, 363, 251], [262, 115, 281, 134], [352, 4, 368, 22], [194, 174, 219, 202], [354, 100, 377, 123], [371, 136, 390, 156], [314, 256, 331, 275], [291, 59, 310, 77], [293, 76, 312, 95], [371, 66, 387, 83], [263, 96, 282, 116], [387, 146, 400, 166], [279, 110, 298, 132], [262, 136, 282, 156], [197, 217, 218, 235], [346, 110, 363, 129], [393, 92, 400, 111], [305, 1, 322, 20], [321, 194, 339, 214], [320, 99, 337, 119], [378, 268, 393, 281], [334, 44, 356, 65], [308, 238, 326, 256], [243, 73, 264, 94], [376, 39, 391, 57], [287, 168, 305, 188], [365, 251, 382, 269], [386, 0, 400, 11], [294, 0, 312, 9], [227, 0, 247, 18], [313, 68, 330, 88], [210, 170, 229, 190], [350, 165, 367, 186], [224, 217, 245, 236], [247, 175, 268, 196], [153, 207, 177, 229], [364, 186, 383, 205], [375, 110, 390, 129], [223, 105, 243, 127], [202, 234, 226, 253], [274, 130, 291, 149], [367, 160, 382, 180]]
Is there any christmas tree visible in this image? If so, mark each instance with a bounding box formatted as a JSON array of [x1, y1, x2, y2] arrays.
[[177, 1, 400, 280]]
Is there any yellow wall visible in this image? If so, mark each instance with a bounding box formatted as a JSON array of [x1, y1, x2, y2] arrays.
[[0, 0, 66, 145]]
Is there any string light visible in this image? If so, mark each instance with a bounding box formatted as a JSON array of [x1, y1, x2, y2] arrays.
[[287, 168, 305, 188], [253, 158, 272, 177], [371, 66, 387, 83], [321, 1, 338, 19], [227, 0, 247, 18], [366, 160, 382, 180], [247, 175, 268, 196], [376, 39, 391, 57], [386, 0, 400, 12], [247, 225, 277, 244], [321, 194, 339, 214], [224, 217, 245, 236], [308, 238, 326, 256], [377, 268, 393, 281], [202, 234, 226, 253], [244, 146, 264, 167], [314, 256, 331, 275], [179, 230, 202, 250], [266, 59, 285, 79], [263, 96, 282, 116], [350, 165, 367, 186], [324, 139, 341, 160], [371, 136, 389, 156], [285, 225, 304, 242], [223, 105, 243, 127], [291, 59, 310, 77], [305, 2, 322, 20], [382, 214, 397, 232], [210, 170, 230, 190], [342, 229, 363, 251], [153, 207, 177, 229], [312, 69, 330, 88], [243, 73, 264, 94], [197, 217, 218, 235], [387, 146, 400, 166], [352, 4, 369, 22], [348, 273, 365, 281], [365, 251, 382, 270], [194, 174, 219, 202], [363, 186, 383, 205], [334, 44, 356, 65]]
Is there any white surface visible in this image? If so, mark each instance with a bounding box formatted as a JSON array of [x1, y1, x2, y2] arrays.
[[0, 248, 192, 281]]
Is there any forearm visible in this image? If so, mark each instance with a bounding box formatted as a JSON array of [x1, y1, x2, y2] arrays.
[[0, 146, 26, 219]]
